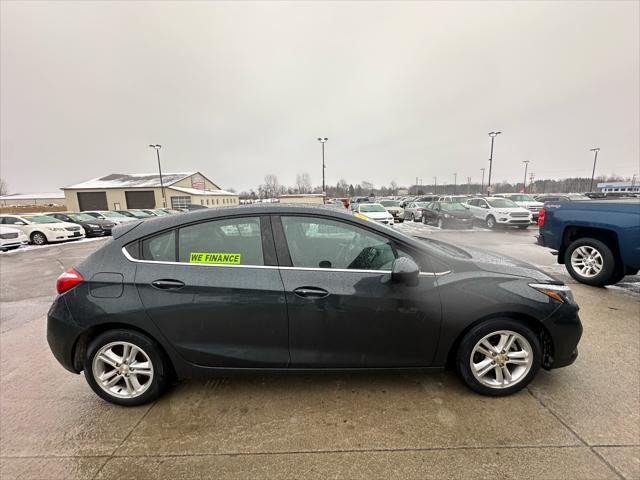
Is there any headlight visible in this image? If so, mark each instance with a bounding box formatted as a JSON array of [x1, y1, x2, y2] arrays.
[[529, 283, 575, 304], [443, 213, 452, 219]]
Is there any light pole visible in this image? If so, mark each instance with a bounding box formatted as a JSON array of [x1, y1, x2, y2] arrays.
[[453, 173, 457, 194], [589, 147, 600, 192], [522, 160, 530, 193], [480, 167, 485, 194], [317, 137, 328, 203], [487, 131, 501, 195], [433, 176, 437, 195], [148, 144, 166, 208]]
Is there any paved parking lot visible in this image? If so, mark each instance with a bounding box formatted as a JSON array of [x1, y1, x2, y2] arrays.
[[1, 225, 638, 479]]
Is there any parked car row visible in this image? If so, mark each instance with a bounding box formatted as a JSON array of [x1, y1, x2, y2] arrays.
[[0, 208, 184, 249]]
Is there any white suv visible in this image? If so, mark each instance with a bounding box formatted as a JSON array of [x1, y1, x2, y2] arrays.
[[492, 194, 543, 222], [466, 197, 532, 229]]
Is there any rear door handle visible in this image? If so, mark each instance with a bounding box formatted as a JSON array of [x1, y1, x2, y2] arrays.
[[151, 279, 185, 290], [293, 287, 329, 299]]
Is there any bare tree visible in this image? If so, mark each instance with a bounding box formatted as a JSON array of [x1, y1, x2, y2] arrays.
[[0, 178, 7, 196], [262, 174, 280, 199], [389, 181, 398, 195], [336, 179, 348, 196], [295, 173, 312, 194]]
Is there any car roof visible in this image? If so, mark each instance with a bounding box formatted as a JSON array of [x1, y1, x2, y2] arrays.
[[113, 204, 425, 247]]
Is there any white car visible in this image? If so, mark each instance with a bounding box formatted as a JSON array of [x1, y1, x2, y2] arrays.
[[82, 210, 139, 225], [466, 197, 532, 229], [378, 199, 405, 222], [0, 214, 85, 245], [492, 194, 544, 222], [354, 203, 395, 226], [0, 226, 28, 251]]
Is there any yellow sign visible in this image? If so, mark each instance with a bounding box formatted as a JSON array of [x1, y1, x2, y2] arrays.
[[189, 252, 241, 265]]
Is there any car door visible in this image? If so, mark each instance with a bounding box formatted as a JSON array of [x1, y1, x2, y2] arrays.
[[422, 203, 436, 224], [273, 214, 442, 368], [0, 216, 29, 235], [132, 215, 290, 368]]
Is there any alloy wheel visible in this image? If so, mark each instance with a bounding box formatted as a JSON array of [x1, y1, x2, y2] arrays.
[[570, 246, 603, 278], [32, 232, 46, 245], [92, 341, 154, 399], [469, 330, 533, 389]]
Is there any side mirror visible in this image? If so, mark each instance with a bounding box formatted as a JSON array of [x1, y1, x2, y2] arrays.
[[391, 257, 419, 287]]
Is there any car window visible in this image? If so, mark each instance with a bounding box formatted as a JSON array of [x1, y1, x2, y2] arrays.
[[487, 198, 518, 208], [178, 217, 264, 266], [281, 216, 397, 271], [1, 217, 19, 224], [142, 231, 176, 262]]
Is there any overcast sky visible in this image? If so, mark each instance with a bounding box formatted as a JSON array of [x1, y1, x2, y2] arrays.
[[1, 1, 638, 193]]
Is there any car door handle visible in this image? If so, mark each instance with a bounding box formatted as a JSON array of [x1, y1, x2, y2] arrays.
[[151, 279, 185, 290], [293, 287, 329, 299]]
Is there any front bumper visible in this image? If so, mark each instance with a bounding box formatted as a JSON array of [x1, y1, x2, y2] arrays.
[[496, 217, 531, 225], [542, 302, 583, 369], [376, 219, 394, 227]]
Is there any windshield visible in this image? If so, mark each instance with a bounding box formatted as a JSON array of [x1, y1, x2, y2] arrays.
[[415, 202, 429, 208], [68, 213, 96, 221], [440, 202, 466, 210], [102, 211, 127, 218], [130, 210, 152, 217], [359, 204, 387, 213], [151, 209, 170, 216], [23, 215, 61, 224], [487, 198, 518, 208], [380, 200, 400, 207], [506, 194, 535, 202]]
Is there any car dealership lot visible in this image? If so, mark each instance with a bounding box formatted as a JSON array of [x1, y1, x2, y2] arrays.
[[1, 230, 638, 479]]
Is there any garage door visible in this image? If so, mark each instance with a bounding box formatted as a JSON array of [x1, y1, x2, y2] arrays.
[[125, 191, 156, 208], [77, 192, 108, 211]]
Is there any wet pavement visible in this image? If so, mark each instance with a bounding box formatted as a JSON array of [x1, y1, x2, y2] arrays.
[[0, 227, 638, 479]]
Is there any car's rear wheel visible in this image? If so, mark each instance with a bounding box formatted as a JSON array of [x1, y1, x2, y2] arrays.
[[486, 215, 497, 229], [84, 329, 169, 406], [410, 213, 416, 222], [31, 232, 47, 245], [456, 319, 541, 396], [565, 238, 616, 287]]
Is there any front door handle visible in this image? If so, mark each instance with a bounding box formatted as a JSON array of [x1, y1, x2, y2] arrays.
[[151, 279, 185, 290], [293, 286, 329, 299]]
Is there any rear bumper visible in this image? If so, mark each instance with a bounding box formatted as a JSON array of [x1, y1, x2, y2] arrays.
[[47, 296, 83, 373]]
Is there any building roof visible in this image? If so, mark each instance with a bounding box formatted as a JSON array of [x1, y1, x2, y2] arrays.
[[0, 192, 65, 200], [279, 194, 324, 198], [64, 172, 197, 190], [168, 186, 236, 196]]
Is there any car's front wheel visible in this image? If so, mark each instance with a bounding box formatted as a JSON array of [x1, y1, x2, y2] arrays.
[[437, 218, 445, 229], [30, 232, 47, 245], [565, 238, 616, 287], [84, 329, 169, 406], [456, 319, 541, 396]]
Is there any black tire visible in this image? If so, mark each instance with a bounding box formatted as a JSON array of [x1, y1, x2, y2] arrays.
[[84, 329, 169, 406], [411, 213, 416, 222], [564, 238, 617, 287], [30, 231, 47, 245], [437, 217, 445, 229], [486, 215, 497, 229], [456, 318, 541, 396]]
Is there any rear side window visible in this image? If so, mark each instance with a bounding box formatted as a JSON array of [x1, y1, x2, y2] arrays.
[[142, 231, 175, 262], [178, 217, 264, 266]]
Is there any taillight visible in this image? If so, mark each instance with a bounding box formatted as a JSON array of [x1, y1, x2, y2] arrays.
[[56, 268, 84, 294], [538, 209, 545, 227]]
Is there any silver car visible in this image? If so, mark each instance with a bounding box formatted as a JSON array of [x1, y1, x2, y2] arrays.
[[403, 202, 430, 222]]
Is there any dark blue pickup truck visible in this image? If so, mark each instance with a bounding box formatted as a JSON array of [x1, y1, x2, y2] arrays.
[[538, 200, 640, 286]]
